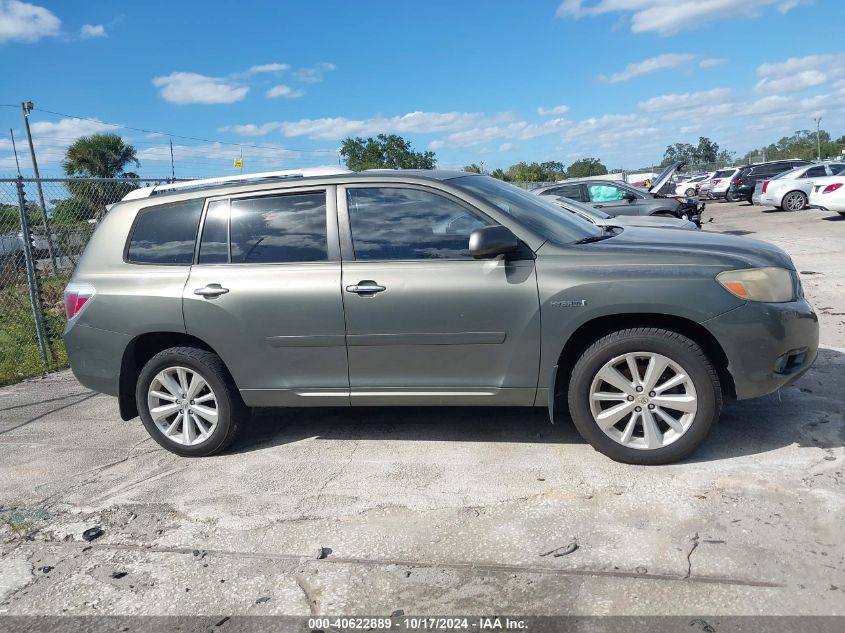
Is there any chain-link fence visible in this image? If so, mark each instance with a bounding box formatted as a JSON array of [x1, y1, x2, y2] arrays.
[[0, 177, 174, 385]]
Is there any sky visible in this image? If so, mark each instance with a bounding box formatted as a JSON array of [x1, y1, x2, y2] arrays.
[[1, 0, 844, 178]]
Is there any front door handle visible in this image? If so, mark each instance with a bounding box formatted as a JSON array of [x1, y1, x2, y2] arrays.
[[194, 283, 229, 298], [346, 281, 386, 295]]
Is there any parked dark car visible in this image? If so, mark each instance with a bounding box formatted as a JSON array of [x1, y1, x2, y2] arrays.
[[532, 162, 704, 225], [727, 160, 812, 203]]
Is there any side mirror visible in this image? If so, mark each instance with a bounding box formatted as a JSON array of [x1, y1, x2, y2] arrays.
[[469, 225, 519, 259], [623, 192, 637, 202]]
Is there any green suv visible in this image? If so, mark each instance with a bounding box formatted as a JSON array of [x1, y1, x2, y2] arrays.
[[63, 169, 818, 464]]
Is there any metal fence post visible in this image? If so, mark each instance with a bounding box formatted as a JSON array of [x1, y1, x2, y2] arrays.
[[15, 176, 50, 370]]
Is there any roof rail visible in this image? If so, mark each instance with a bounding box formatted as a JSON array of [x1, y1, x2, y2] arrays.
[[121, 166, 350, 201]]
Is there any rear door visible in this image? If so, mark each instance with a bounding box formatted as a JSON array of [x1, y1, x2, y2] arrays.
[[337, 183, 541, 406], [183, 186, 349, 406]]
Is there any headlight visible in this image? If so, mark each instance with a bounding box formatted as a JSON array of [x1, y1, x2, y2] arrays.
[[716, 267, 795, 302]]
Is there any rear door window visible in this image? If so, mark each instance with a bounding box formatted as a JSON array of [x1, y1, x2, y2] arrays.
[[544, 184, 584, 201], [229, 192, 327, 264], [803, 166, 827, 178], [126, 199, 203, 265]]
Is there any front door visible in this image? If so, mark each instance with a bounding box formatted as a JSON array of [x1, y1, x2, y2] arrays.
[[586, 182, 644, 216], [183, 187, 349, 406], [338, 184, 541, 406]]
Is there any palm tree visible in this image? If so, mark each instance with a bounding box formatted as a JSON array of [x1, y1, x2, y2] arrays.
[[63, 134, 140, 220], [63, 133, 139, 178]]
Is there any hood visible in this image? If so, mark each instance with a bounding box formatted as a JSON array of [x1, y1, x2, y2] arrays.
[[563, 226, 794, 270], [649, 161, 685, 195]]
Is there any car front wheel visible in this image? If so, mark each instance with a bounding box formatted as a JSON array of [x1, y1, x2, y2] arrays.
[[567, 328, 722, 465], [136, 346, 248, 456]]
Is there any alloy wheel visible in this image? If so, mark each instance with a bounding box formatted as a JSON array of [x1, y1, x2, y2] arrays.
[[588, 352, 698, 450], [147, 366, 219, 446], [783, 192, 806, 211]]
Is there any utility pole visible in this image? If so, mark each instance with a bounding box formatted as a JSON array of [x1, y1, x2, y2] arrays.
[[170, 137, 175, 181], [20, 101, 58, 272], [813, 116, 822, 161]]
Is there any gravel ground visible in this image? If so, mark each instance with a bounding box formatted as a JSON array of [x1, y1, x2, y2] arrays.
[[0, 199, 842, 617]]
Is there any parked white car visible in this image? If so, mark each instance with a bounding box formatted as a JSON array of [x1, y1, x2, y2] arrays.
[[672, 174, 709, 197], [808, 175, 845, 216], [707, 168, 740, 200], [752, 162, 845, 211]]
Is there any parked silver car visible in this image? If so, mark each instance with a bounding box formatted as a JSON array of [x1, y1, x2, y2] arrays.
[[752, 162, 845, 211], [64, 169, 818, 465]]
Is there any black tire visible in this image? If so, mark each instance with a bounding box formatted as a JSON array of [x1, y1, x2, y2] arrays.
[[136, 346, 248, 457], [781, 190, 807, 212], [725, 190, 737, 202], [684, 188, 695, 197], [567, 328, 722, 465]]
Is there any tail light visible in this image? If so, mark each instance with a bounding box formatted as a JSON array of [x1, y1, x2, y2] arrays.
[[822, 183, 843, 194], [762, 181, 770, 193], [733, 178, 745, 186], [712, 179, 721, 185], [64, 282, 96, 320]]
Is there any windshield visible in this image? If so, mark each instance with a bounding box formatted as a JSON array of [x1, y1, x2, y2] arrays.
[[450, 175, 601, 244], [550, 195, 611, 220]]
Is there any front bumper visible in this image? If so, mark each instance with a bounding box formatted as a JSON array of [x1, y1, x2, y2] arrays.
[[703, 299, 819, 400]]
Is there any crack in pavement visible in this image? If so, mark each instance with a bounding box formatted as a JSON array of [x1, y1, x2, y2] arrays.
[[295, 573, 319, 615], [685, 532, 700, 579], [27, 540, 782, 588], [305, 440, 361, 514]]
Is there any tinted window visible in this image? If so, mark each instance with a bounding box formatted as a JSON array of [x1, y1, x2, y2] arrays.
[[127, 199, 203, 264], [198, 200, 229, 264], [545, 184, 584, 201], [830, 164, 845, 175], [347, 187, 490, 260], [803, 166, 827, 178], [714, 169, 735, 178], [587, 183, 625, 202], [229, 192, 327, 264]]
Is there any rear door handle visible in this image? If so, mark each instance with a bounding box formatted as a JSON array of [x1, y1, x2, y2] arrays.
[[346, 281, 386, 295], [194, 283, 229, 298]]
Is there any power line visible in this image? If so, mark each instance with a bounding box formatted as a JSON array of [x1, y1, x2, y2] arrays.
[[31, 106, 339, 155]]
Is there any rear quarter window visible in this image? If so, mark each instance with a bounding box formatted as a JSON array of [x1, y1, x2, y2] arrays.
[[126, 198, 204, 264]]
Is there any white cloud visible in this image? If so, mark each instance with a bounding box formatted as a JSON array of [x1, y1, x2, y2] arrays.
[[0, 117, 121, 170], [293, 62, 336, 83], [557, 0, 808, 36], [699, 57, 726, 68], [598, 54, 696, 83], [266, 84, 304, 99], [754, 54, 845, 93], [247, 63, 289, 74], [0, 0, 60, 42], [218, 123, 282, 137], [79, 23, 106, 38], [498, 143, 514, 152], [537, 105, 570, 116], [639, 88, 732, 112], [276, 111, 508, 140], [152, 72, 248, 104]]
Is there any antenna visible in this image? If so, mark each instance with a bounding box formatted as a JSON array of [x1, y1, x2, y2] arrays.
[[169, 137, 175, 181], [9, 128, 22, 176]]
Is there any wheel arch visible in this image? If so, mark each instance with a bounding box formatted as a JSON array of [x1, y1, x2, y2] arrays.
[[118, 331, 221, 421], [551, 313, 736, 413]]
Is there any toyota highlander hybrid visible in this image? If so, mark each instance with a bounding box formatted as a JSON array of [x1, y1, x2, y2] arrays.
[[63, 168, 818, 464]]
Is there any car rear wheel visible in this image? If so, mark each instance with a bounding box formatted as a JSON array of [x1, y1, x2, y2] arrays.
[[781, 191, 807, 212], [136, 346, 248, 456], [567, 328, 721, 465], [725, 190, 737, 202], [684, 188, 695, 197]]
